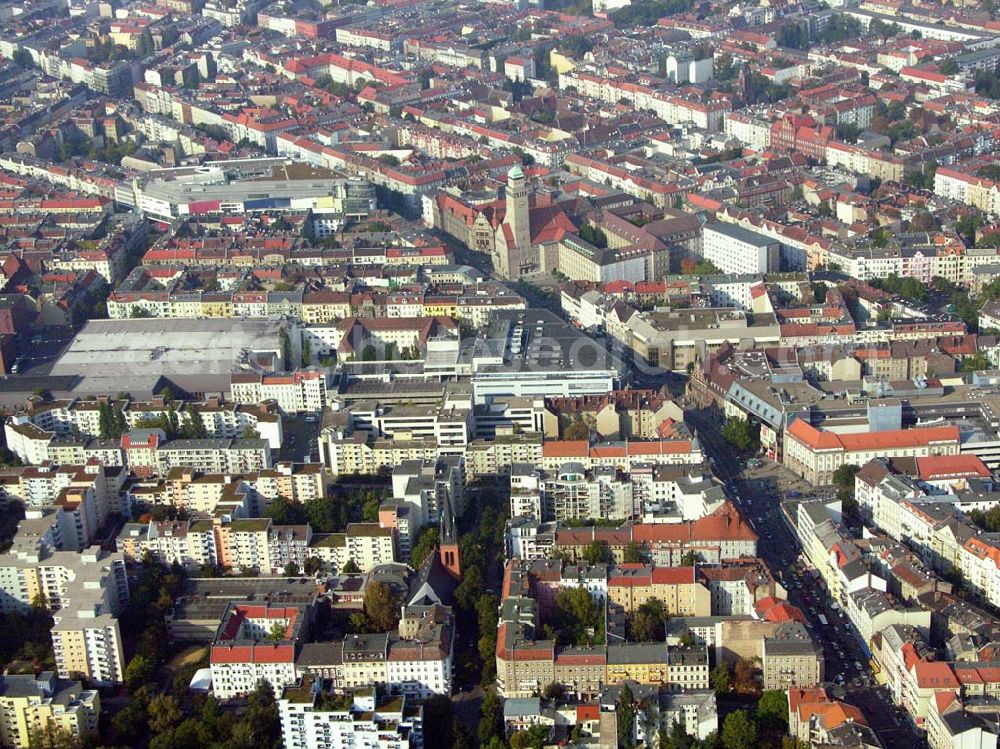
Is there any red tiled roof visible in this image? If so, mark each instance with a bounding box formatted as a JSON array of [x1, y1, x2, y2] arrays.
[[787, 420, 960, 453], [915, 455, 991, 480], [913, 661, 959, 689]]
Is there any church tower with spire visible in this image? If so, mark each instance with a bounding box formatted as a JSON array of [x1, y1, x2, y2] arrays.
[[438, 493, 461, 579]]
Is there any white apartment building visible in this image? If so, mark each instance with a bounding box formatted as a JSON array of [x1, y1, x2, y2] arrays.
[[702, 223, 780, 275], [510, 464, 543, 520], [724, 112, 773, 151], [230, 370, 329, 414], [386, 637, 453, 699], [210, 603, 302, 699], [540, 464, 634, 522], [278, 684, 421, 749]]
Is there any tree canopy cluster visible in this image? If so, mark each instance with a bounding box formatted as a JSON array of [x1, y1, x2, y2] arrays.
[[720, 416, 759, 453]]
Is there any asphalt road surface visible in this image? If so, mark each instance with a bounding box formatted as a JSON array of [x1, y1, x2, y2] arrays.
[[685, 408, 927, 749]]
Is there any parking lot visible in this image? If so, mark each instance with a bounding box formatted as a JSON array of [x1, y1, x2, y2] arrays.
[[279, 414, 322, 463]]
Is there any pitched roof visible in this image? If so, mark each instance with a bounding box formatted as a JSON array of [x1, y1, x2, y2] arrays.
[[787, 420, 960, 453]]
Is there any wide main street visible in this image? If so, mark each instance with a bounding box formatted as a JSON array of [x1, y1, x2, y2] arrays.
[[685, 408, 927, 749]]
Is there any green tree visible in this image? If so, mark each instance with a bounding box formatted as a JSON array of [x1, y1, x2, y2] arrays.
[[363, 580, 401, 632], [836, 122, 861, 143], [301, 338, 311, 367], [957, 212, 985, 245], [422, 695, 455, 749], [578, 223, 608, 248], [963, 352, 991, 372], [303, 495, 338, 533], [264, 497, 308, 526], [582, 540, 611, 565], [479, 690, 503, 743], [734, 657, 758, 694], [98, 401, 112, 439], [543, 682, 565, 700], [410, 525, 439, 568], [279, 327, 291, 370], [112, 703, 146, 744], [617, 683, 637, 749], [710, 663, 730, 696], [283, 562, 299, 577], [511, 725, 549, 749], [832, 464, 859, 494], [622, 541, 644, 563], [561, 34, 594, 57], [613, 0, 697, 27], [341, 559, 360, 574], [555, 586, 603, 646], [757, 689, 789, 731], [628, 597, 666, 642], [124, 654, 153, 691], [681, 550, 699, 566], [12, 49, 33, 69], [939, 59, 959, 75], [455, 565, 484, 611], [720, 416, 758, 452], [245, 679, 280, 749], [721, 710, 757, 749], [454, 720, 475, 749], [147, 693, 182, 734], [971, 506, 1000, 531], [564, 416, 591, 441]]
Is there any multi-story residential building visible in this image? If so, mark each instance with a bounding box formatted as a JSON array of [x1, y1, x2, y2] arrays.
[[309, 524, 397, 573], [926, 691, 1000, 749], [538, 435, 705, 474], [230, 370, 329, 414], [787, 688, 878, 748], [389, 457, 466, 524], [494, 559, 782, 698], [701, 224, 781, 275], [278, 682, 422, 749], [5, 398, 284, 460], [797, 500, 932, 661], [0, 672, 100, 749], [121, 463, 324, 516], [210, 603, 306, 699], [508, 463, 634, 522], [385, 611, 453, 699], [542, 390, 683, 442], [607, 566, 712, 617], [761, 636, 825, 691], [0, 539, 129, 685], [507, 503, 757, 565], [149, 436, 273, 477]]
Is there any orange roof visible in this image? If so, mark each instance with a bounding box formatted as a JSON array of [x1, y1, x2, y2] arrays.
[[789, 687, 829, 714], [541, 440, 590, 458], [650, 566, 696, 585], [913, 661, 959, 689], [915, 455, 991, 480], [816, 702, 867, 730], [787, 419, 960, 453], [934, 691, 959, 714]]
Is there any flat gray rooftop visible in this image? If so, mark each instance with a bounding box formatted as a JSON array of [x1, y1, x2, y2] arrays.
[[49, 318, 283, 395]]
